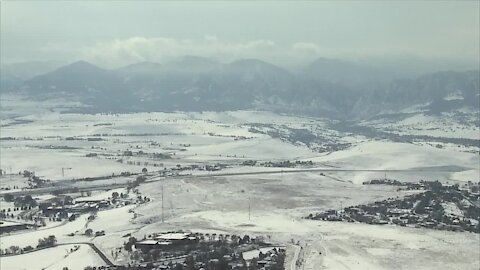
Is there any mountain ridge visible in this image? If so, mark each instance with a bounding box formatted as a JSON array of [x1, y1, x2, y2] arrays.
[[3, 58, 478, 119]]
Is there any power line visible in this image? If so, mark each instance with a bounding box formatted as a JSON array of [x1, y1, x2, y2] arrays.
[[248, 196, 251, 221]]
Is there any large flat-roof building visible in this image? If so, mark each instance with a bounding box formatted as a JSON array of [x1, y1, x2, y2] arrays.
[[135, 232, 199, 251]]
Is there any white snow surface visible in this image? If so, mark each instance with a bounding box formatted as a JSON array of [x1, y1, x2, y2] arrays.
[[0, 244, 106, 270], [1, 101, 479, 270]]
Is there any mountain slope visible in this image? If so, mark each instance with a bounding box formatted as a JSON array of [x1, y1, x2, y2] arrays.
[[23, 61, 121, 95], [351, 70, 480, 118], [5, 58, 479, 118], [304, 58, 396, 86]]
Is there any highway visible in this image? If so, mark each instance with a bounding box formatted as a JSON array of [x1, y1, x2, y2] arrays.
[[0, 166, 459, 198]]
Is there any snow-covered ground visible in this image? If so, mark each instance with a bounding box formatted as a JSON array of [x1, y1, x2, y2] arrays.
[[0, 244, 106, 270], [1, 96, 479, 269], [242, 246, 284, 260], [130, 172, 479, 270], [178, 211, 480, 270], [363, 111, 479, 140], [1, 213, 89, 248], [308, 140, 479, 183], [1, 109, 478, 182]]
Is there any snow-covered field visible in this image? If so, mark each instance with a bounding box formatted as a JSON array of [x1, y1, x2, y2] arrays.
[[363, 111, 479, 140], [1, 95, 479, 269], [130, 172, 479, 270], [1, 212, 90, 248], [1, 109, 321, 180], [0, 244, 106, 270], [1, 109, 478, 182], [308, 140, 479, 183]]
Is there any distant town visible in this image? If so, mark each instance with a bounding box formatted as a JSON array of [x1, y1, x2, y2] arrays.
[[309, 180, 480, 233]]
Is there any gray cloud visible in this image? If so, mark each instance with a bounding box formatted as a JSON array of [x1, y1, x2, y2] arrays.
[[78, 36, 281, 67], [76, 36, 348, 68], [1, 1, 478, 70]]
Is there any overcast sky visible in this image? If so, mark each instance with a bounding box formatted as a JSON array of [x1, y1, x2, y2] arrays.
[[1, 1, 479, 69]]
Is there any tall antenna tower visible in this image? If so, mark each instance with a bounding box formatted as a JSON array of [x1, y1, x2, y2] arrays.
[[62, 167, 72, 179], [248, 196, 251, 221]]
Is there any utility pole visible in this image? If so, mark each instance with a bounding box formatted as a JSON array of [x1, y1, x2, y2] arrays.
[[161, 178, 164, 223], [340, 200, 343, 216]]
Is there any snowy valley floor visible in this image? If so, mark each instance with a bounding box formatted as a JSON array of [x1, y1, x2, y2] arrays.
[[0, 100, 479, 270]]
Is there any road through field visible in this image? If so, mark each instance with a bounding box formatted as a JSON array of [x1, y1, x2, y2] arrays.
[[0, 166, 460, 198]]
